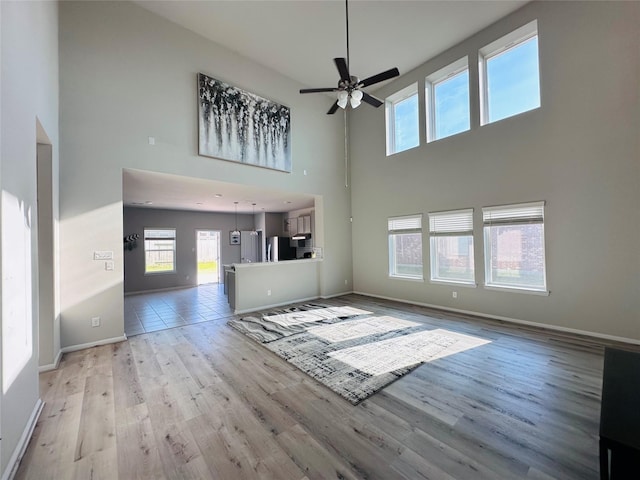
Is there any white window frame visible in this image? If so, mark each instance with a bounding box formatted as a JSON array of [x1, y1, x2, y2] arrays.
[[479, 20, 540, 126], [388, 214, 423, 280], [426, 57, 470, 143], [429, 209, 475, 286], [144, 227, 177, 274], [482, 201, 548, 294], [385, 83, 419, 156]]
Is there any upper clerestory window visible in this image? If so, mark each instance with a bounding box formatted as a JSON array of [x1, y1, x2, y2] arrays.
[[385, 83, 419, 155], [426, 57, 470, 142], [479, 20, 540, 125]]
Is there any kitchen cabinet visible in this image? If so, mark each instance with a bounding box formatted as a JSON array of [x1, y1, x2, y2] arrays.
[[288, 217, 298, 236], [294, 215, 311, 234], [287, 213, 312, 237]]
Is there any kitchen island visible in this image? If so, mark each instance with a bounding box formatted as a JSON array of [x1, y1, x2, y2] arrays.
[[228, 258, 322, 313]]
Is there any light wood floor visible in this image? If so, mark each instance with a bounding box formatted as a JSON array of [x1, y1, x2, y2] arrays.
[[16, 293, 635, 479]]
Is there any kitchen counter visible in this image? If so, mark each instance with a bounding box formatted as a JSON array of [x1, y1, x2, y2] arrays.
[[230, 258, 322, 313]]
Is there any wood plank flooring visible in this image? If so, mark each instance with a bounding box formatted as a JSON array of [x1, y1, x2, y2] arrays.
[[15, 292, 636, 479]]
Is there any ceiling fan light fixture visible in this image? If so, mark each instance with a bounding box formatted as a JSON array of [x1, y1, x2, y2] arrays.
[[350, 89, 363, 108], [337, 90, 349, 109], [250, 203, 258, 236], [232, 201, 240, 236]]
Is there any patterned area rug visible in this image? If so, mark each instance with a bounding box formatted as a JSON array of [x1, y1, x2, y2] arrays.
[[229, 305, 489, 404], [227, 303, 372, 343]]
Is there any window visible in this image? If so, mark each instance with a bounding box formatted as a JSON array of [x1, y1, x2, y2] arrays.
[[429, 209, 475, 284], [480, 20, 540, 125], [385, 83, 419, 155], [483, 202, 546, 292], [144, 228, 176, 274], [426, 57, 470, 142], [388, 215, 423, 280]]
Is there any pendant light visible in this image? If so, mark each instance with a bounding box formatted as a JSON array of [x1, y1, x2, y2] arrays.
[[231, 201, 240, 236], [250, 203, 258, 236]]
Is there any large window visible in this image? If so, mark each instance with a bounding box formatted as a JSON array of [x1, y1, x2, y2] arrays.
[[426, 57, 470, 142], [144, 228, 176, 274], [483, 202, 546, 292], [480, 20, 540, 125], [388, 215, 423, 280], [385, 83, 419, 155], [429, 209, 475, 284]]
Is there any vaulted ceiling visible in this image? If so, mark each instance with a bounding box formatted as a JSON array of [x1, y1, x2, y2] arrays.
[[125, 1, 528, 213]]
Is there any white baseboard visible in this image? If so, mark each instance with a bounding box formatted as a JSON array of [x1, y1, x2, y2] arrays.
[[2, 399, 44, 480], [38, 349, 63, 373], [321, 290, 354, 299], [124, 285, 198, 296], [61, 335, 128, 354], [352, 291, 640, 346], [233, 296, 320, 315]]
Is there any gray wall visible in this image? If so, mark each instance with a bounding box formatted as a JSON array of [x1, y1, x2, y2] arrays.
[[58, 1, 352, 349], [1, 0, 59, 475], [349, 1, 640, 341], [123, 206, 255, 293]]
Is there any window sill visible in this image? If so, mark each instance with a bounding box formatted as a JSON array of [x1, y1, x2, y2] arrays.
[[430, 279, 477, 288], [389, 275, 424, 282], [484, 284, 549, 296], [144, 271, 177, 276]]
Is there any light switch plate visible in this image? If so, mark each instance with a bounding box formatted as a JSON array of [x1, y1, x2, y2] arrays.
[[94, 251, 113, 260], [105, 261, 114, 271]]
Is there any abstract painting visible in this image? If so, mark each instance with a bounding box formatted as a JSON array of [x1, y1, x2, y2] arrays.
[[198, 73, 291, 172]]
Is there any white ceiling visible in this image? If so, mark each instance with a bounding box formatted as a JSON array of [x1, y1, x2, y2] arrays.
[[123, 169, 316, 213], [126, 0, 528, 213]]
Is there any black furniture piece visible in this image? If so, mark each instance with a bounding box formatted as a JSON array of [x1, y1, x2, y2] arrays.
[[600, 347, 640, 479]]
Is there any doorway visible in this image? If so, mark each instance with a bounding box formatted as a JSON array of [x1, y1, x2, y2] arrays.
[[196, 230, 221, 284]]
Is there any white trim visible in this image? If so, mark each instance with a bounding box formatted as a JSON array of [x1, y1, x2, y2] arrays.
[[483, 284, 550, 296], [1, 399, 44, 480], [38, 349, 63, 372], [388, 275, 424, 282], [351, 291, 640, 346], [479, 20, 538, 58], [430, 279, 477, 288], [61, 335, 127, 354], [125, 285, 194, 296], [320, 290, 354, 299]]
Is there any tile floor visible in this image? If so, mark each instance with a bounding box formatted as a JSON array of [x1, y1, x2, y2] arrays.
[[124, 283, 233, 336]]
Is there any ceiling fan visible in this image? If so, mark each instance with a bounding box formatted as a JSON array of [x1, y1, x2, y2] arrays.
[[299, 0, 400, 114]]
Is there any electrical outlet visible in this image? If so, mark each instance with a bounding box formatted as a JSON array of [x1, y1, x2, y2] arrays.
[[105, 261, 114, 271], [452, 291, 458, 299], [267, 289, 271, 296], [345, 279, 348, 285], [91, 316, 100, 327]]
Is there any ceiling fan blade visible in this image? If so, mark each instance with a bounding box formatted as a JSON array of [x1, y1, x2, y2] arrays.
[[327, 101, 340, 115], [359, 67, 400, 88], [362, 92, 383, 108], [334, 58, 350, 82], [300, 87, 339, 94]]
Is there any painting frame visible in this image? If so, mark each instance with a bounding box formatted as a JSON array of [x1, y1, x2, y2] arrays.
[[198, 73, 292, 172]]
